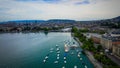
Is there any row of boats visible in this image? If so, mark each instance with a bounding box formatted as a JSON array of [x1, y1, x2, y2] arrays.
[[54, 45, 60, 63], [43, 44, 60, 63], [43, 42, 88, 68], [76, 49, 88, 68]]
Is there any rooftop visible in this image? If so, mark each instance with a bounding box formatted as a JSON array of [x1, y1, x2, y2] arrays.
[[111, 29, 120, 34], [102, 35, 120, 42]]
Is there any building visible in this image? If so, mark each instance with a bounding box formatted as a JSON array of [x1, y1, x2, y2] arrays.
[[83, 30, 120, 59], [101, 35, 113, 50], [100, 30, 120, 59], [111, 30, 120, 37], [61, 28, 71, 32], [91, 34, 101, 44], [84, 33, 101, 44], [112, 44, 120, 59]]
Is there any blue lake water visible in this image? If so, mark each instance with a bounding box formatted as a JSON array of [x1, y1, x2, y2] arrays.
[[0, 32, 94, 68]]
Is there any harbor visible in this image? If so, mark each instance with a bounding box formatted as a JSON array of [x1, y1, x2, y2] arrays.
[[42, 36, 93, 68], [0, 32, 94, 68]]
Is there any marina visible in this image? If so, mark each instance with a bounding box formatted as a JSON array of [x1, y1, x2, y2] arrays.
[[0, 32, 94, 68], [42, 37, 93, 68]]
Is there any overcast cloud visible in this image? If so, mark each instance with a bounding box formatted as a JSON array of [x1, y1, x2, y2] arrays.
[[0, 0, 120, 21]]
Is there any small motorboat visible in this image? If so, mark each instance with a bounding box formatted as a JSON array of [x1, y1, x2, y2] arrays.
[[74, 65, 77, 68], [64, 61, 67, 63], [80, 58, 82, 60], [78, 54, 80, 57], [56, 48, 60, 51], [62, 66, 65, 68], [57, 51, 60, 54], [57, 57, 60, 59], [56, 45, 58, 47], [43, 60, 46, 63], [85, 65, 87, 68], [64, 53, 67, 57], [54, 61, 58, 64], [64, 57, 66, 60], [45, 56, 48, 59], [57, 54, 60, 57], [64, 44, 69, 52]]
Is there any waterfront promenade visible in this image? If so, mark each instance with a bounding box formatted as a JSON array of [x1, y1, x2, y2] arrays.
[[106, 53, 120, 66], [74, 37, 103, 68], [85, 51, 103, 68]]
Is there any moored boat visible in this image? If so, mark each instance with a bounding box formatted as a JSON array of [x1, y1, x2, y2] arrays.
[[54, 61, 58, 64], [43, 60, 46, 63], [64, 61, 67, 63], [64, 44, 69, 52], [74, 65, 77, 68]]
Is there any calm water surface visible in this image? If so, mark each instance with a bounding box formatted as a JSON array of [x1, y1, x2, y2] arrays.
[[0, 32, 94, 68]]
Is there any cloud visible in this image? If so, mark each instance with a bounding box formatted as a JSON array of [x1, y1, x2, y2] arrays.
[[42, 0, 61, 3], [0, 0, 120, 21]]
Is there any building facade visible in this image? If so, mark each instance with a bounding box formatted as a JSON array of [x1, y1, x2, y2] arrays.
[[113, 45, 120, 59], [100, 36, 113, 50], [100, 30, 120, 59]]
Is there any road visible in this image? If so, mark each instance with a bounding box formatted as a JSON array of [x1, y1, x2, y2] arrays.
[[85, 51, 103, 68], [106, 53, 120, 66], [74, 37, 103, 68]]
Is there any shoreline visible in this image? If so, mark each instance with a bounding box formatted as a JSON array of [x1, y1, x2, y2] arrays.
[[0, 31, 71, 33], [72, 33, 103, 68]]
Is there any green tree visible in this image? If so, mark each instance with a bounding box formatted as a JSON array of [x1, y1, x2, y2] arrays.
[[71, 26, 78, 33]]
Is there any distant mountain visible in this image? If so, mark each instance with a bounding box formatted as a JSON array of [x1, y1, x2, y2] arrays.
[[110, 16, 120, 22], [79, 16, 120, 24], [1, 19, 76, 24], [0, 16, 120, 24], [8, 20, 46, 23], [47, 19, 76, 23], [99, 16, 120, 28]]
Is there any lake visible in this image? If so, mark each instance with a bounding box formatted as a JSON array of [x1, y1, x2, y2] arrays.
[[0, 32, 94, 68]]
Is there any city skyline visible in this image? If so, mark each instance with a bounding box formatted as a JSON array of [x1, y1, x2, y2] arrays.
[[0, 0, 120, 22]]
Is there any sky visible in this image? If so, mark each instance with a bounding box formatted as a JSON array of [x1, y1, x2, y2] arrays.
[[0, 0, 120, 22]]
